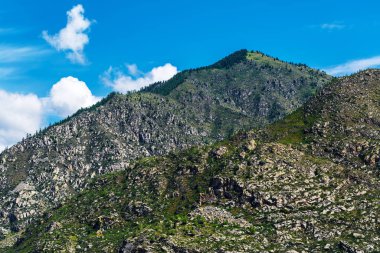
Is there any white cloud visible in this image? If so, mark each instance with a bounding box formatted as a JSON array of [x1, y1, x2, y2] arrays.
[[320, 22, 345, 30], [324, 56, 380, 76], [43, 76, 101, 117], [102, 63, 178, 93], [0, 90, 43, 151], [0, 76, 100, 152], [0, 45, 48, 63], [42, 4, 92, 64]]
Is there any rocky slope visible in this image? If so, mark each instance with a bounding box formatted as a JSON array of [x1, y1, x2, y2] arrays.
[[0, 50, 331, 239], [5, 70, 380, 252]]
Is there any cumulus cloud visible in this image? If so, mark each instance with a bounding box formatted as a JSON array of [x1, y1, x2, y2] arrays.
[[0, 76, 100, 152], [42, 4, 92, 64], [0, 90, 43, 151], [43, 76, 100, 117], [101, 63, 178, 93], [324, 56, 380, 76]]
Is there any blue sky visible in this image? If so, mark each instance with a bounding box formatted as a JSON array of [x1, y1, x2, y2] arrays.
[[1, 0, 380, 150]]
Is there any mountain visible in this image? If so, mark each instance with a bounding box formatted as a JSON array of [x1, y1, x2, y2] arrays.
[[5, 70, 379, 252], [266, 69, 380, 166], [0, 49, 331, 239]]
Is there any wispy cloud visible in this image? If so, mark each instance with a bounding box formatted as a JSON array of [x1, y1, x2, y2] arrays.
[[42, 4, 92, 64], [126, 64, 142, 76], [0, 45, 49, 63], [324, 55, 380, 76], [320, 22, 346, 30]]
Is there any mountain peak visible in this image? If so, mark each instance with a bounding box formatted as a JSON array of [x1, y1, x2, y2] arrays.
[[210, 49, 305, 69], [0, 51, 332, 249], [144, 49, 329, 96], [209, 49, 249, 69]]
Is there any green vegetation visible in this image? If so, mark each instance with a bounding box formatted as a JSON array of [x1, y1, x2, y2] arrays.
[[265, 107, 318, 144]]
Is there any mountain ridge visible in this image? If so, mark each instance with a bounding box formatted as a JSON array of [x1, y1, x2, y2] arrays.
[[1, 49, 323, 149], [5, 70, 380, 252], [0, 50, 332, 248]]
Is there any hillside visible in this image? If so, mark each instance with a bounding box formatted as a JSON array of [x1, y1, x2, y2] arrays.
[[6, 70, 380, 252], [0, 50, 331, 239]]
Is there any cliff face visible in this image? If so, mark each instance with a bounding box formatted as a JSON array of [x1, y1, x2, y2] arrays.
[[0, 50, 331, 240], [6, 70, 379, 253]]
